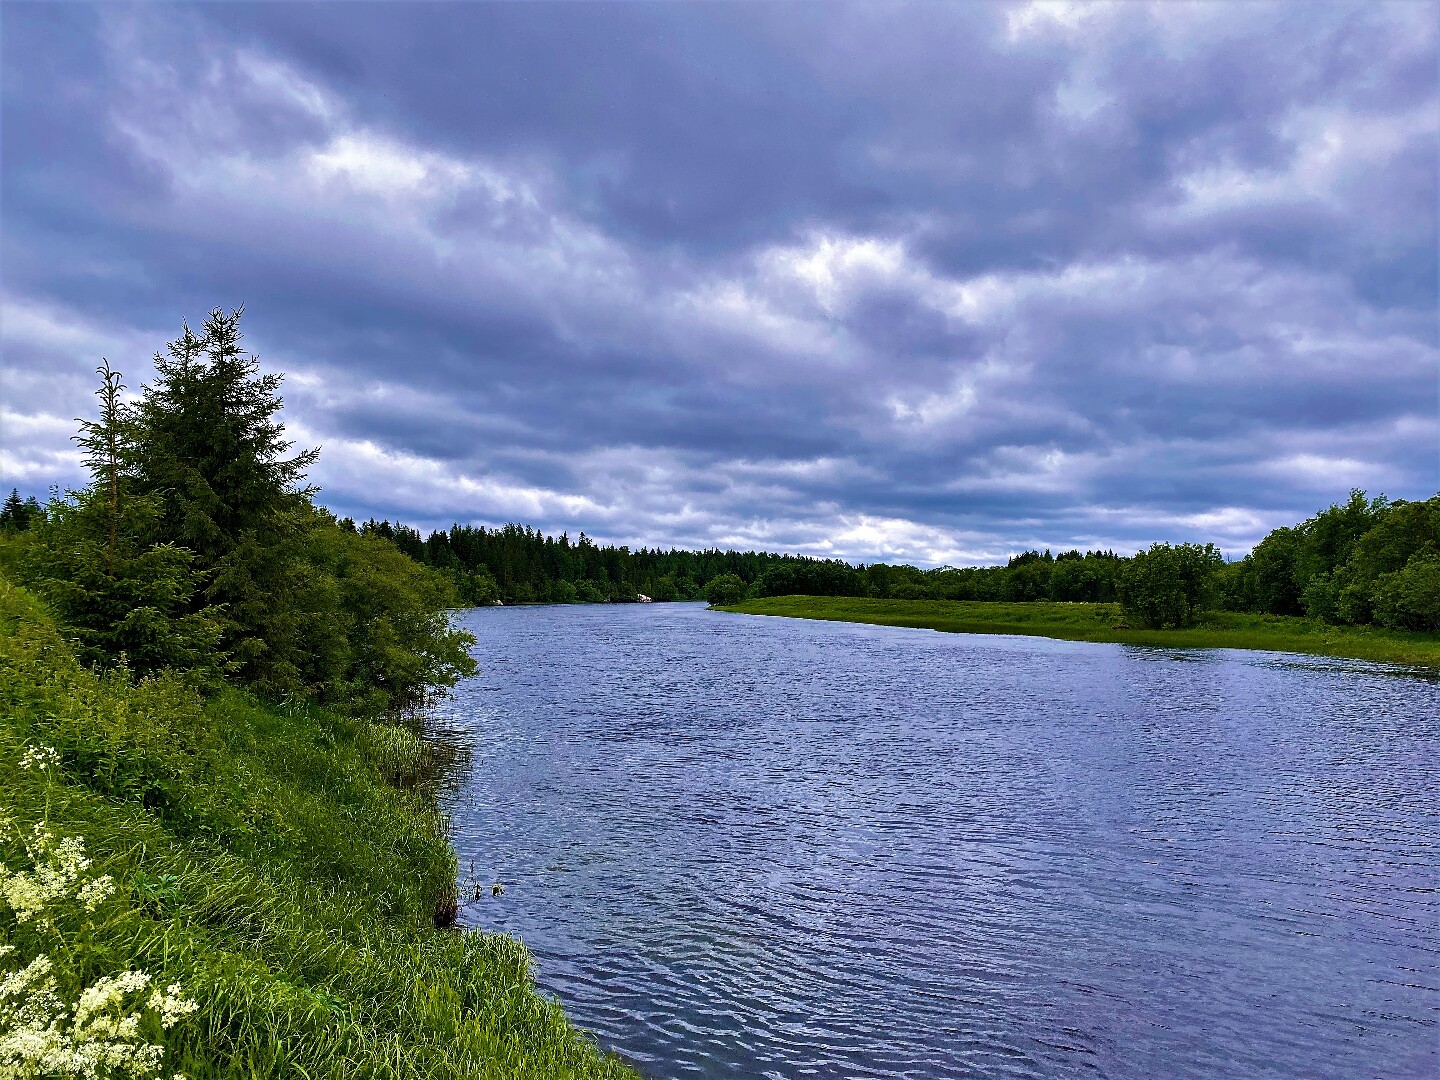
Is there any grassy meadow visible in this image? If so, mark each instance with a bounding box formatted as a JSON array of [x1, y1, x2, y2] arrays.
[[0, 573, 636, 1079], [719, 595, 1440, 669]]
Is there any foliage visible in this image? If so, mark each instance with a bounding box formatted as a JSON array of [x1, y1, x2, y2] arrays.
[[1117, 542, 1223, 629], [0, 574, 635, 1079], [19, 364, 225, 680], [0, 492, 43, 534], [1226, 491, 1440, 630], [22, 491, 225, 683], [752, 560, 858, 598], [360, 518, 864, 607], [14, 312, 475, 713], [1371, 550, 1440, 632], [703, 573, 748, 607]]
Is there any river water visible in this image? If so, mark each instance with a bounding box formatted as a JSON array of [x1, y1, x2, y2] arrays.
[[436, 602, 1438, 1080]]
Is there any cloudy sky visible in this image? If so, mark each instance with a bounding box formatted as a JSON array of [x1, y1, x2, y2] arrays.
[[3, 1, 1436, 565]]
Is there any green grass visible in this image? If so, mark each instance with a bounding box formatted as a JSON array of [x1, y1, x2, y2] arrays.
[[719, 595, 1440, 668], [0, 573, 637, 1079]]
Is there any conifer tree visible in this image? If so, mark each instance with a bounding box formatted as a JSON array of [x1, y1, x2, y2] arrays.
[[23, 363, 224, 676], [129, 307, 323, 691], [1, 489, 28, 531], [19, 306, 475, 708], [133, 307, 319, 562]]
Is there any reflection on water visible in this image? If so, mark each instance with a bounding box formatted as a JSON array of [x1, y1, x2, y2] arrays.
[[435, 602, 1439, 1080]]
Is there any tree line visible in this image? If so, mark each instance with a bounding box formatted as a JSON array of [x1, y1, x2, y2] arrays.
[[4, 305, 1435, 673], [359, 493, 1438, 633], [342, 518, 864, 607]]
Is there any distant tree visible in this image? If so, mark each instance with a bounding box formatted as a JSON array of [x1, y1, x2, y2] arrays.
[[1047, 553, 1120, 603], [754, 558, 858, 598], [0, 490, 44, 533], [1118, 542, 1223, 629], [457, 568, 502, 606], [1243, 526, 1305, 615], [704, 573, 748, 606], [574, 580, 608, 604], [1004, 558, 1052, 602]]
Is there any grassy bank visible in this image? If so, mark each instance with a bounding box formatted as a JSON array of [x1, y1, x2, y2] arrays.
[[0, 574, 635, 1079], [719, 595, 1440, 669]]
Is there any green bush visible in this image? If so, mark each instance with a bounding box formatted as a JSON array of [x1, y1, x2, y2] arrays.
[[703, 573, 748, 606], [574, 580, 608, 604], [1117, 542, 1223, 629], [1372, 552, 1440, 632]]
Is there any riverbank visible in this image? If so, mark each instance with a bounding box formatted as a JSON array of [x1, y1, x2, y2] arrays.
[[0, 575, 635, 1079], [718, 595, 1440, 668]]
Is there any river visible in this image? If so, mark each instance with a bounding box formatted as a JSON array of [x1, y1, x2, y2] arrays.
[[435, 602, 1438, 1079]]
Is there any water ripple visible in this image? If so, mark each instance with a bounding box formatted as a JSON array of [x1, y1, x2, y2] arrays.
[[438, 603, 1440, 1080]]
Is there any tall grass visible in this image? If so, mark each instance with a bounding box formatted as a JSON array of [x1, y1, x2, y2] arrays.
[[721, 595, 1440, 668], [0, 574, 637, 1078]]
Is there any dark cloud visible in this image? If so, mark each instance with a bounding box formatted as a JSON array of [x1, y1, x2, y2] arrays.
[[2, 1, 1435, 566]]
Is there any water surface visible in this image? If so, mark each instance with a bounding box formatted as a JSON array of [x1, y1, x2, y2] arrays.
[[437, 603, 1438, 1079]]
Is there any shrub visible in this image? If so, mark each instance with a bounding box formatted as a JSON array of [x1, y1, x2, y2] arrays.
[[1118, 542, 1223, 629], [1372, 552, 1440, 632], [703, 573, 748, 606]]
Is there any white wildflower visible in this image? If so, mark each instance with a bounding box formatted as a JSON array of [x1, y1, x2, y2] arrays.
[[18, 745, 60, 772], [76, 875, 115, 913], [145, 985, 198, 1029], [0, 829, 98, 928], [0, 827, 200, 1078]]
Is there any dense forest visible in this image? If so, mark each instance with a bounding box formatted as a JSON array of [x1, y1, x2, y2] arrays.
[[333, 492, 1439, 633]]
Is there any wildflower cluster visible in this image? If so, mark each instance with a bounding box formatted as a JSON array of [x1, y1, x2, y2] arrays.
[[0, 818, 114, 929], [1, 749, 198, 1078], [16, 747, 59, 774], [0, 954, 194, 1079]]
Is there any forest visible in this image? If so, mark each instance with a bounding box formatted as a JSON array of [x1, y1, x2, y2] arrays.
[[333, 494, 1439, 634]]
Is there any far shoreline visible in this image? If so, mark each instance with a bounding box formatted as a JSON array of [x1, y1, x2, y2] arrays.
[[715, 596, 1440, 671]]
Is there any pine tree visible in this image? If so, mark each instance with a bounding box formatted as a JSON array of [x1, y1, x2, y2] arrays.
[[73, 360, 132, 571], [134, 307, 319, 562]]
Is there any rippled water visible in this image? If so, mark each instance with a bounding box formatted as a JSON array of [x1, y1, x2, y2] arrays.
[[436, 603, 1439, 1080]]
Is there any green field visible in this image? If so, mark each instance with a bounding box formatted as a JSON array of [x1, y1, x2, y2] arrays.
[[0, 574, 635, 1080], [719, 595, 1440, 669]]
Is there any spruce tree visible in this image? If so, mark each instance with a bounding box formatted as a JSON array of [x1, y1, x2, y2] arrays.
[[0, 489, 27, 531], [134, 307, 319, 562], [129, 307, 323, 693], [23, 363, 223, 676]]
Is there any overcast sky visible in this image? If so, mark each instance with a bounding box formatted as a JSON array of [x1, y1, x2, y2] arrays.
[[3, 1, 1436, 565]]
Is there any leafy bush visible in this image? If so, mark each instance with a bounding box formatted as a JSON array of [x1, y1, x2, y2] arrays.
[[1372, 552, 1440, 632], [703, 573, 748, 606], [1118, 542, 1223, 629]]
